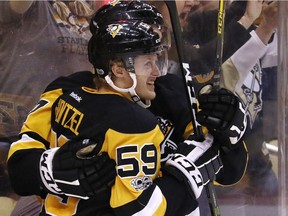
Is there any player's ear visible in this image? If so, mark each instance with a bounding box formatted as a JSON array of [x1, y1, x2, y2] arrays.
[[111, 65, 125, 78]]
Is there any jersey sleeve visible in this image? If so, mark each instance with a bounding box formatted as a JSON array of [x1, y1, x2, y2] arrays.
[[150, 74, 248, 189], [7, 87, 62, 196], [149, 74, 194, 143], [227, 30, 268, 91], [7, 72, 94, 196], [215, 141, 248, 186]]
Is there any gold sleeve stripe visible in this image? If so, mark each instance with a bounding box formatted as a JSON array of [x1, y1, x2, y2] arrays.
[[8, 134, 46, 159], [132, 186, 167, 216]]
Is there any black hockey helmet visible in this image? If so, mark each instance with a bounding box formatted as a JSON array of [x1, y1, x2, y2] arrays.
[[88, 0, 169, 77], [89, 0, 165, 34]]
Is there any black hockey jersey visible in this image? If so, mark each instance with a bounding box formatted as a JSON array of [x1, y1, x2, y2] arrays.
[[8, 71, 248, 215], [8, 71, 196, 215]]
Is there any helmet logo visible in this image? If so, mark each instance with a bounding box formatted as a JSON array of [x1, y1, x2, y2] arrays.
[[107, 24, 123, 38]]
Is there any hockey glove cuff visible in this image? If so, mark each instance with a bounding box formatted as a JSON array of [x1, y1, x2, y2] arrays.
[[165, 134, 213, 199], [166, 153, 204, 199]]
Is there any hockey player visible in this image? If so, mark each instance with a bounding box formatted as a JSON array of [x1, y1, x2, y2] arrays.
[[7, 1, 247, 215], [0, 1, 108, 215]]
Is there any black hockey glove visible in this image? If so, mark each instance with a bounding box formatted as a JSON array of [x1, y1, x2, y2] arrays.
[[39, 139, 116, 199], [197, 88, 247, 150], [165, 134, 213, 199], [194, 146, 223, 185]]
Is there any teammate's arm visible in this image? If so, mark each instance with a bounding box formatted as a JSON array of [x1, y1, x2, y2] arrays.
[[8, 72, 115, 198], [7, 87, 58, 196]]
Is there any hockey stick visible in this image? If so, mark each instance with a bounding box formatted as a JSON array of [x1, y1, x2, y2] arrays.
[[164, 0, 203, 141], [198, 0, 226, 95], [164, 1, 220, 216], [213, 0, 226, 89]]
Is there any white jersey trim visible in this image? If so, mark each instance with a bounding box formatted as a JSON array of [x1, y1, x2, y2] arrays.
[[132, 186, 163, 216]]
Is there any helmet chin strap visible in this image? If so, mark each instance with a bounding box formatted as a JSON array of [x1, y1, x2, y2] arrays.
[[104, 73, 151, 108]]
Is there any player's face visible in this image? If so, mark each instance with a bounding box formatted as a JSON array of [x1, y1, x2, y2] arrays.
[[133, 53, 161, 100]]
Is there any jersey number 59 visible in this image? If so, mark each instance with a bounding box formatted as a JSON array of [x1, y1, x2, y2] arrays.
[[116, 144, 158, 178]]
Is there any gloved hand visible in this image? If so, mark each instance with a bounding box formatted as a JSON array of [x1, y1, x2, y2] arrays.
[[197, 88, 247, 150], [39, 139, 116, 199], [165, 134, 214, 199], [194, 146, 223, 185]]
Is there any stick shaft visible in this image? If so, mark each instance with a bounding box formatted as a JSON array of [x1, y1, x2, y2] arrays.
[[213, 0, 226, 90], [165, 0, 204, 141]]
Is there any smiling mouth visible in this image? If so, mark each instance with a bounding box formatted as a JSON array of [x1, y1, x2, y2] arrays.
[[147, 82, 155, 91]]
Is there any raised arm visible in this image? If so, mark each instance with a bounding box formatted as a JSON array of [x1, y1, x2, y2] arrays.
[[237, 0, 263, 29], [183, 0, 264, 76], [255, 1, 278, 45], [224, 1, 278, 91]]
